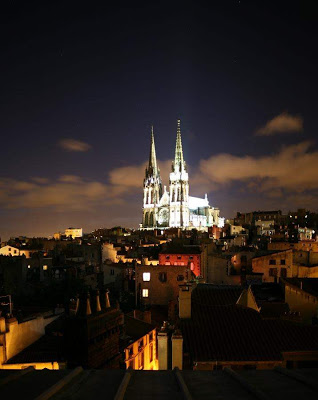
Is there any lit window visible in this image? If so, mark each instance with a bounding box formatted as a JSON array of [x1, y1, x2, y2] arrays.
[[142, 289, 149, 298], [28, 265, 31, 269], [143, 272, 151, 281], [43, 265, 48, 271]]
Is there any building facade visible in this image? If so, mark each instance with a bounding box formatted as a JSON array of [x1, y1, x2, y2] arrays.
[[141, 121, 222, 231]]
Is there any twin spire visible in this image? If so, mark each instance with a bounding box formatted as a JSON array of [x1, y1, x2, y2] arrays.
[[148, 126, 158, 175], [147, 120, 185, 175], [174, 119, 185, 170]]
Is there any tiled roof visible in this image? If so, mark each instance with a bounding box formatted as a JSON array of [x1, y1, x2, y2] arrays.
[[181, 284, 318, 363], [191, 284, 243, 306], [182, 305, 283, 362], [251, 283, 285, 303], [160, 246, 201, 255], [259, 302, 290, 318], [124, 315, 156, 342]]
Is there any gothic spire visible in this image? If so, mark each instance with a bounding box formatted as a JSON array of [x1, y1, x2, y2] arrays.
[[148, 125, 158, 175], [174, 119, 185, 170]]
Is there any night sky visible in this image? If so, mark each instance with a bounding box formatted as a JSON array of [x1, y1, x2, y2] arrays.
[[1, 1, 318, 239]]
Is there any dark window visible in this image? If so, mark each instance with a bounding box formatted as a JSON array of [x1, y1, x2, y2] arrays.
[[159, 272, 167, 282], [269, 268, 278, 277], [110, 269, 115, 275], [269, 259, 276, 265], [138, 351, 144, 369], [177, 256, 182, 260], [149, 343, 153, 362], [166, 256, 170, 260], [177, 275, 184, 281], [189, 256, 193, 260], [280, 259, 286, 265], [280, 268, 287, 278]]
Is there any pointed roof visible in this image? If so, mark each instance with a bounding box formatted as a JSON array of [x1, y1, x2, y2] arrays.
[[236, 286, 260, 312], [174, 119, 185, 170], [148, 126, 158, 175]]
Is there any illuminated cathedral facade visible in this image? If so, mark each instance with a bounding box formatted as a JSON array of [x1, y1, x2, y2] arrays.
[[141, 120, 223, 231]]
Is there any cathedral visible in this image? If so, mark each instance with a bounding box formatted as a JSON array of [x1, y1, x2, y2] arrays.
[[141, 120, 222, 231]]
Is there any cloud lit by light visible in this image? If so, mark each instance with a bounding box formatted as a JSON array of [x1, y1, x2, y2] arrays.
[[1, 141, 318, 238], [58, 138, 91, 152], [199, 141, 318, 193], [255, 112, 303, 136]]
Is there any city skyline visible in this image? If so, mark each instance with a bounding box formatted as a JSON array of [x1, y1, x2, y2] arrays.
[[1, 2, 318, 239]]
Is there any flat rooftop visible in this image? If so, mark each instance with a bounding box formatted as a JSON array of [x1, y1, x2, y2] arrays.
[[1, 368, 318, 399]]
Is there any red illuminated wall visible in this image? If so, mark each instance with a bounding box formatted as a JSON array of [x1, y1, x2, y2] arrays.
[[158, 253, 201, 277]]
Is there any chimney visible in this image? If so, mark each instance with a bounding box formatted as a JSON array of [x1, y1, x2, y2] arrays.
[[178, 283, 193, 319], [171, 329, 183, 370], [0, 314, 6, 334], [76, 292, 92, 316], [143, 310, 151, 324], [75, 294, 80, 315], [105, 290, 111, 309], [85, 292, 92, 315], [158, 321, 170, 370], [95, 290, 101, 312]]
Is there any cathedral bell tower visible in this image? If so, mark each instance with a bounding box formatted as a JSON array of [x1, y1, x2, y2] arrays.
[[169, 120, 190, 228], [142, 127, 162, 228]]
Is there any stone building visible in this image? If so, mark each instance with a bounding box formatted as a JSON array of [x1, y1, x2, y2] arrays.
[[252, 249, 318, 282], [135, 264, 193, 306], [122, 315, 158, 370], [141, 121, 222, 231], [159, 245, 202, 277]]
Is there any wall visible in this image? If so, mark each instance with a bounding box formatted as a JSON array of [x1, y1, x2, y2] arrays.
[[124, 328, 158, 370], [158, 253, 201, 277], [103, 263, 125, 287], [1, 314, 59, 363], [1, 361, 63, 370], [297, 266, 318, 278], [230, 225, 244, 235], [252, 250, 294, 282], [64, 228, 83, 238], [136, 265, 190, 306], [194, 361, 282, 370], [284, 283, 318, 324], [207, 255, 240, 285], [102, 243, 118, 263], [268, 241, 318, 252]]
